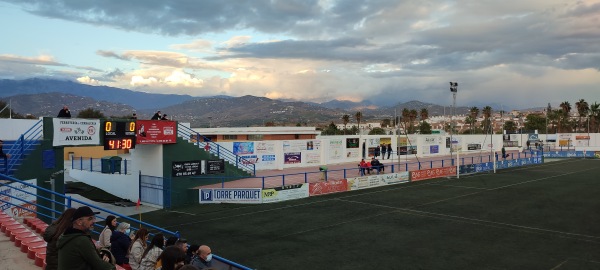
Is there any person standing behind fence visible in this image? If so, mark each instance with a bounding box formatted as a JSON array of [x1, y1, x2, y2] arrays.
[[57, 106, 71, 118], [43, 208, 76, 270], [381, 144, 387, 160], [0, 140, 10, 173], [386, 144, 392, 159]]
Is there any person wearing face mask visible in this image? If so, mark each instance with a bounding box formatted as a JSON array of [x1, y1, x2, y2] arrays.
[[190, 245, 213, 270], [110, 222, 132, 269]]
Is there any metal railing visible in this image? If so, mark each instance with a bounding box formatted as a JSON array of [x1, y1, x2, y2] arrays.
[[178, 124, 255, 175], [71, 156, 130, 174], [4, 119, 43, 175], [0, 173, 253, 270]]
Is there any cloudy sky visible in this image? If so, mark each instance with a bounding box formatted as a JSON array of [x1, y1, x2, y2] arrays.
[[1, 0, 599, 109]]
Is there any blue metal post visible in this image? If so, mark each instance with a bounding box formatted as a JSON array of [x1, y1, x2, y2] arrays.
[[305, 173, 308, 183], [80, 156, 83, 171], [405, 163, 408, 171], [430, 161, 433, 168], [282, 175, 285, 186], [262, 177, 265, 189]]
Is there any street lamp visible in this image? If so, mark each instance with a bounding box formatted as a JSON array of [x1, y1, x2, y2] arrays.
[[449, 82, 458, 156]]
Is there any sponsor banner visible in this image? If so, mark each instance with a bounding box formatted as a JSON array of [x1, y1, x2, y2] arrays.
[[459, 162, 494, 174], [346, 148, 359, 158], [283, 141, 307, 152], [262, 184, 309, 203], [451, 136, 462, 151], [542, 151, 596, 158], [199, 188, 262, 204], [207, 159, 225, 174], [306, 140, 320, 150], [380, 138, 391, 145], [1, 179, 37, 218], [347, 172, 410, 190], [366, 138, 380, 147], [329, 139, 344, 160], [346, 138, 359, 148], [284, 152, 301, 164], [52, 118, 100, 146], [239, 155, 259, 165], [136, 120, 177, 144], [309, 180, 348, 196], [528, 134, 540, 141], [234, 142, 254, 155], [255, 141, 275, 153], [496, 157, 543, 169], [172, 160, 202, 177], [411, 167, 456, 181], [305, 152, 321, 164]]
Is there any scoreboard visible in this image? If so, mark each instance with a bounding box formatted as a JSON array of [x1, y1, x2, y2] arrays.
[[103, 120, 137, 150]]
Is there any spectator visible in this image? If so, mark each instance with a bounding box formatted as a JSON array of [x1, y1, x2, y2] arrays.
[[185, 245, 200, 265], [99, 215, 117, 248], [43, 208, 76, 270], [128, 228, 149, 270], [131, 113, 137, 119], [381, 144, 387, 160], [0, 140, 10, 173], [151, 111, 161, 120], [190, 245, 213, 270], [165, 236, 179, 247], [387, 144, 392, 159], [110, 222, 132, 269], [359, 159, 368, 176], [175, 238, 188, 254], [161, 114, 169, 120], [140, 233, 165, 270], [57, 206, 115, 270], [157, 246, 186, 270], [57, 105, 71, 118], [371, 157, 382, 174], [374, 145, 381, 158]]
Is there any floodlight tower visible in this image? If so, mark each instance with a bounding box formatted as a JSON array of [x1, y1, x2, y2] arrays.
[[449, 82, 458, 157]]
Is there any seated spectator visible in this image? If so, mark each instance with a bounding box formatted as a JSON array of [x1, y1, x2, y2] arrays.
[[110, 222, 132, 269], [186, 244, 200, 265], [157, 246, 186, 270], [371, 158, 383, 174], [175, 238, 188, 254], [99, 215, 117, 248], [43, 208, 76, 270], [128, 228, 148, 270], [190, 245, 213, 270], [140, 234, 165, 270], [359, 159, 368, 176], [161, 114, 169, 120], [57, 106, 71, 118], [366, 160, 372, 174], [166, 236, 179, 247]]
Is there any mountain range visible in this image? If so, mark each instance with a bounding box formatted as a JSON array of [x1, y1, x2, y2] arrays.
[[1, 78, 484, 127]]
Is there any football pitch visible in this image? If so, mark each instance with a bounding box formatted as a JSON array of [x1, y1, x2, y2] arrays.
[[138, 159, 600, 270]]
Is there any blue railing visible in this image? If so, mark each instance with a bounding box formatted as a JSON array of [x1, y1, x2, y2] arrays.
[[4, 119, 43, 175], [178, 124, 255, 175], [71, 156, 130, 174], [196, 151, 543, 189], [0, 173, 254, 270]]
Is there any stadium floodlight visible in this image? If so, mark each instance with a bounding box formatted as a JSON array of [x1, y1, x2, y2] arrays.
[[449, 82, 458, 159], [450, 82, 458, 93]]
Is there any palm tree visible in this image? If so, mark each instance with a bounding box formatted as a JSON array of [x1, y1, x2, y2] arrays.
[[354, 111, 362, 135], [342, 114, 350, 134], [401, 108, 410, 132], [482, 106, 492, 133], [420, 108, 429, 122], [469, 107, 479, 134], [559, 101, 572, 132], [409, 109, 418, 133], [575, 99, 589, 132], [590, 102, 600, 132], [548, 109, 560, 133]]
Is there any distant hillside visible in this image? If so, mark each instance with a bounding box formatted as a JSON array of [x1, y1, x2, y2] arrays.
[[0, 78, 194, 109]]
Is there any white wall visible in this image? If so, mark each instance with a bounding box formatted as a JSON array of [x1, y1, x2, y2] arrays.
[[130, 144, 164, 176], [0, 119, 42, 140], [70, 168, 139, 202]]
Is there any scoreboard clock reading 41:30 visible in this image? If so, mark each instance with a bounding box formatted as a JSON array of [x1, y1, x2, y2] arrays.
[[103, 120, 137, 150]]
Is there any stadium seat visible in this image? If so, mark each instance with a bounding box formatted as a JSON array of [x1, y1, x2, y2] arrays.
[[9, 227, 31, 241], [35, 223, 49, 234], [1, 220, 20, 232], [15, 234, 39, 247], [28, 244, 47, 259], [4, 223, 26, 236], [21, 238, 44, 253], [35, 252, 46, 267]]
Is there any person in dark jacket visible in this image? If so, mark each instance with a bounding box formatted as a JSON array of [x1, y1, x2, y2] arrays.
[[387, 144, 392, 159], [190, 245, 213, 270], [110, 222, 132, 268], [43, 208, 76, 270], [57, 206, 115, 270], [57, 106, 71, 118], [151, 111, 161, 120]]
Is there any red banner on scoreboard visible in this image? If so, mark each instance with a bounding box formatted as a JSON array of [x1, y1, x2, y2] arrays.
[[410, 166, 456, 181], [136, 120, 177, 144]]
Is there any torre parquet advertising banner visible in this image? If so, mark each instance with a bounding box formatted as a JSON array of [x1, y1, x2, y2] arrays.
[[136, 120, 177, 144]]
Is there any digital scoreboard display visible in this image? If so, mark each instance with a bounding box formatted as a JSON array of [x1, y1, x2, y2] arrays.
[[103, 120, 137, 150]]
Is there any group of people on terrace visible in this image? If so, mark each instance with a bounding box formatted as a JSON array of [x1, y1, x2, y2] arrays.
[[43, 206, 215, 270], [151, 111, 169, 121]]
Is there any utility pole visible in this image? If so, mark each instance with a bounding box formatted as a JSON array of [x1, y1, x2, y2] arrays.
[[449, 82, 458, 157]]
